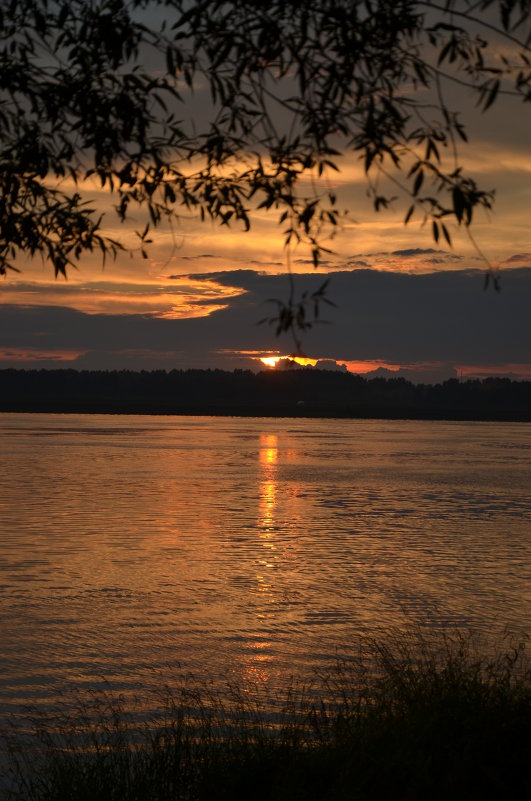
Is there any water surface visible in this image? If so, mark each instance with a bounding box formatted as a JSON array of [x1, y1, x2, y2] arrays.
[[0, 414, 529, 722]]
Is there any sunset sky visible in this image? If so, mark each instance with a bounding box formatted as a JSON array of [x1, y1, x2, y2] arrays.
[[2, 16, 531, 382]]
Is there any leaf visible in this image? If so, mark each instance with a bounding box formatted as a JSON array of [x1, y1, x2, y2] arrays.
[[404, 204, 415, 224], [365, 149, 375, 173], [426, 138, 440, 162], [58, 4, 68, 27], [455, 124, 468, 143], [483, 79, 500, 111], [452, 186, 465, 224], [437, 40, 453, 66], [413, 170, 424, 196]]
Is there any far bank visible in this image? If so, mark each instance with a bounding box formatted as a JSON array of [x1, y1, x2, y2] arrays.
[[1, 368, 530, 421]]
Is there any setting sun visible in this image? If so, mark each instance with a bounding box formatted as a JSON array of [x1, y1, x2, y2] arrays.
[[261, 357, 282, 368], [259, 356, 318, 368]]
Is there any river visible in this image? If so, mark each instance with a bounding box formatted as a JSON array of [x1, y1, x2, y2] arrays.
[[0, 413, 529, 725]]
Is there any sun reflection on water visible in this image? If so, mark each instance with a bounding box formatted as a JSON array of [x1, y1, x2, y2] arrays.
[[241, 434, 282, 684], [259, 434, 279, 465], [258, 434, 278, 537]]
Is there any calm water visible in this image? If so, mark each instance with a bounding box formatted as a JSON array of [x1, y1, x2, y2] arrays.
[[0, 413, 530, 724]]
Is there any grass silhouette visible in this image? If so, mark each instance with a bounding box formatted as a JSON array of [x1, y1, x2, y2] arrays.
[[3, 630, 530, 801]]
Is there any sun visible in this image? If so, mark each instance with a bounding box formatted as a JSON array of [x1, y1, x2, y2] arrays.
[[259, 355, 318, 368], [260, 356, 283, 368]]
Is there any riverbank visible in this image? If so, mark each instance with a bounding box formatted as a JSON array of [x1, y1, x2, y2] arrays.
[[3, 632, 530, 801], [3, 400, 531, 421], [2, 368, 530, 421]]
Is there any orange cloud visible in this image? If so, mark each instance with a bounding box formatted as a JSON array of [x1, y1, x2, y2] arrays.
[[0, 348, 82, 363], [0, 277, 245, 318]]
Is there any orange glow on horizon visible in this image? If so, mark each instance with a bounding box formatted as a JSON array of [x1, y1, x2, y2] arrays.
[[0, 347, 82, 362], [341, 360, 400, 374], [256, 354, 402, 373], [259, 355, 318, 368]]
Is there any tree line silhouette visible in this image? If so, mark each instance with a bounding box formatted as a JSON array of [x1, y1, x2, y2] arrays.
[[1, 368, 529, 421]]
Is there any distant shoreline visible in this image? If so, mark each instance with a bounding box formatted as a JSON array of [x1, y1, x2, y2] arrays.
[[1, 403, 529, 422], [1, 368, 530, 422]]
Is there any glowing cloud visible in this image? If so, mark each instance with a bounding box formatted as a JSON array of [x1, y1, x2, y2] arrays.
[[259, 356, 318, 368]]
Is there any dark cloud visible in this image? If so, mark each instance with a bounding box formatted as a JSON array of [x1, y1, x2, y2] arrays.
[[391, 248, 443, 256], [1, 268, 530, 373], [167, 256, 284, 271], [505, 253, 531, 264], [425, 256, 464, 264], [293, 258, 331, 265], [174, 253, 215, 261], [339, 259, 370, 268], [315, 359, 348, 372], [246, 259, 283, 266], [341, 249, 466, 267]]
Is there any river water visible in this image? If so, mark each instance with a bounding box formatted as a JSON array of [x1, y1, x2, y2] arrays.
[[0, 413, 530, 725]]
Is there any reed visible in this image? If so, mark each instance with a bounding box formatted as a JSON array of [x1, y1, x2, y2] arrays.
[[3, 630, 530, 801]]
